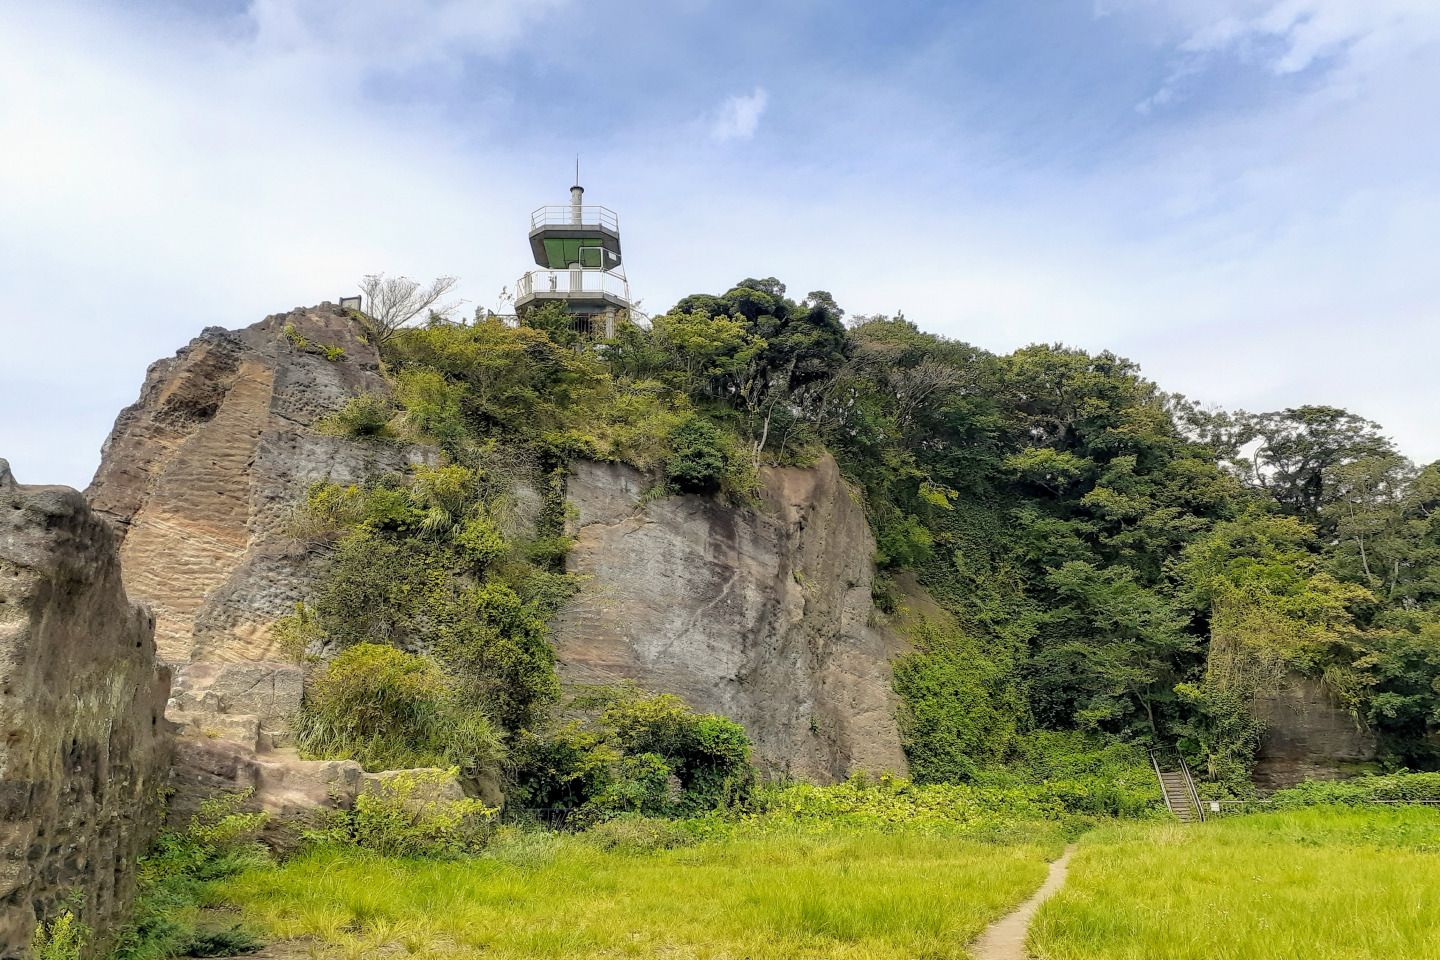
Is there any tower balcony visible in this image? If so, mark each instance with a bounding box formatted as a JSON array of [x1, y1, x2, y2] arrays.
[[531, 205, 619, 232], [514, 268, 631, 314], [529, 205, 622, 269]]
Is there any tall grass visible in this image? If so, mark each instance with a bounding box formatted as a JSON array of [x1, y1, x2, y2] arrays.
[[1030, 806, 1440, 960], [216, 827, 1065, 959]]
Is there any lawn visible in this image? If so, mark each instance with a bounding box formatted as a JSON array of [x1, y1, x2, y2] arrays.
[[1030, 805, 1440, 960], [210, 826, 1067, 960]]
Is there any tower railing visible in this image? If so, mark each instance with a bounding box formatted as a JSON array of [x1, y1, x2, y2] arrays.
[[530, 205, 620, 232], [515, 268, 630, 304]]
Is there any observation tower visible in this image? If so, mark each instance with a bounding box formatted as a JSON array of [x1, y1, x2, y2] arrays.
[[514, 177, 630, 338]]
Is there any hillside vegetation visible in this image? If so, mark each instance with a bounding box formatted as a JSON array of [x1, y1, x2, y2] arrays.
[[284, 280, 1439, 807]]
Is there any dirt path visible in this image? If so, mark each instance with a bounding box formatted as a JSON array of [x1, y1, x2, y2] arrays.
[[969, 843, 1077, 960]]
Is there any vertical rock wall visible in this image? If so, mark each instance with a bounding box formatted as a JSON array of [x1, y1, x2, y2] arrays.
[[1252, 674, 1378, 791], [87, 304, 431, 664], [553, 455, 907, 782], [0, 460, 171, 956]]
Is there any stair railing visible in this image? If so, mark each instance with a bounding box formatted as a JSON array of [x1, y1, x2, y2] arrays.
[[1178, 754, 1206, 822], [1149, 745, 1206, 822], [1148, 747, 1177, 817]]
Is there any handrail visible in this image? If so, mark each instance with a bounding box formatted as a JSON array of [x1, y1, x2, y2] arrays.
[[1148, 748, 1176, 817], [530, 205, 619, 232], [515, 268, 630, 304], [1178, 755, 1205, 822]]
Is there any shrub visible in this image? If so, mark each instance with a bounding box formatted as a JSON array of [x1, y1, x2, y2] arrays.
[[508, 689, 754, 818], [324, 393, 394, 438], [892, 620, 1026, 783], [111, 793, 271, 960], [1268, 772, 1440, 807], [666, 416, 727, 493], [305, 770, 497, 858], [585, 816, 696, 852], [30, 908, 86, 960], [297, 644, 504, 779]]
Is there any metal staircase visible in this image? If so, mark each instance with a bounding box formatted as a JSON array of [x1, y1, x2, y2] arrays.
[[1149, 747, 1205, 823]]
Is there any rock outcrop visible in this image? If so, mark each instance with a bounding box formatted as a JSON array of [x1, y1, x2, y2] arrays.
[[0, 460, 171, 956], [87, 304, 432, 665], [1252, 674, 1378, 791], [89, 305, 907, 784], [553, 457, 906, 781]]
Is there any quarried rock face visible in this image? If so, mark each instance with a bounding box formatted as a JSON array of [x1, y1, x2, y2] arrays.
[[87, 304, 432, 664], [0, 460, 171, 956], [1252, 674, 1378, 791], [552, 455, 906, 783]]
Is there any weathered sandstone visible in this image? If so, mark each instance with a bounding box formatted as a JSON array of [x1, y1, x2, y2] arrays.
[[552, 456, 907, 782], [0, 460, 171, 956], [87, 304, 431, 664], [90, 305, 908, 783]]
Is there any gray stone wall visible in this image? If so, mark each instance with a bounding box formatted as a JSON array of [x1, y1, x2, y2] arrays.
[[552, 455, 907, 783], [1253, 673, 1377, 791], [0, 461, 171, 957]]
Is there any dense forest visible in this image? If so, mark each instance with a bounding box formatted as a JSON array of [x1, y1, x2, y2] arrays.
[[283, 278, 1440, 813]]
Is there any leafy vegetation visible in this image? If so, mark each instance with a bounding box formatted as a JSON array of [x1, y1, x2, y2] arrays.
[[296, 644, 504, 781], [304, 769, 498, 859], [507, 687, 754, 820], [282, 272, 1440, 813], [107, 793, 270, 960]]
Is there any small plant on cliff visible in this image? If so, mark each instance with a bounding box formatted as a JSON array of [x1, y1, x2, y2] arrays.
[[30, 906, 86, 960], [665, 415, 728, 493], [317, 392, 394, 440], [357, 273, 460, 344]]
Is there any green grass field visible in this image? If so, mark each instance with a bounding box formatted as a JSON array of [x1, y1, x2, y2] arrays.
[[209, 827, 1064, 960], [1030, 806, 1440, 960]]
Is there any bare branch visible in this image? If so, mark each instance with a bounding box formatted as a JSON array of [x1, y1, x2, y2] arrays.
[[357, 273, 461, 344]]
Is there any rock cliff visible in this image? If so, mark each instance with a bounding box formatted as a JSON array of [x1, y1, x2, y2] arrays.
[[89, 305, 907, 783], [1252, 674, 1378, 791], [554, 458, 906, 781], [0, 460, 170, 956], [87, 304, 430, 664]]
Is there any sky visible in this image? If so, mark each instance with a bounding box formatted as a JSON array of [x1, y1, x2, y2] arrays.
[[1, 0, 1437, 488]]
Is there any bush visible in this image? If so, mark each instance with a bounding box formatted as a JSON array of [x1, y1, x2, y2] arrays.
[[30, 908, 86, 960], [324, 393, 394, 438], [585, 816, 696, 852], [111, 793, 272, 960], [305, 770, 497, 858], [1268, 772, 1440, 807], [892, 620, 1025, 783], [297, 644, 504, 779], [507, 689, 755, 818], [666, 416, 728, 493]]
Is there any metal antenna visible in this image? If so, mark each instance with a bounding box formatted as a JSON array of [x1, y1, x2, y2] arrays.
[[574, 156, 580, 187]]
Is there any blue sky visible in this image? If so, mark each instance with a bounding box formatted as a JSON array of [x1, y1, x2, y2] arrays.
[[2, 0, 1437, 487]]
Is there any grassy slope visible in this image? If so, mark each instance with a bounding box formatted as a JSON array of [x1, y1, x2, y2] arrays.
[[1031, 806, 1440, 960], [215, 828, 1064, 960]]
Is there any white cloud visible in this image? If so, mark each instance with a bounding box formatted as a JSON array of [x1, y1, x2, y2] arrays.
[[1125, 0, 1440, 110], [0, 1, 560, 487], [710, 89, 768, 142]]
